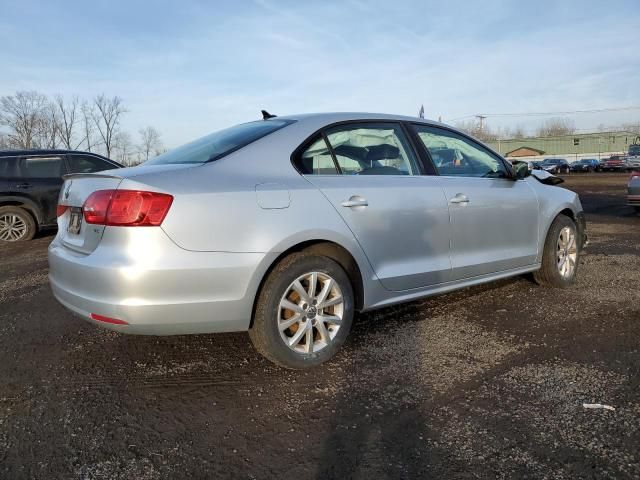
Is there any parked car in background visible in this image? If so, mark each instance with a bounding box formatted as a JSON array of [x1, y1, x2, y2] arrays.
[[628, 171, 640, 213], [627, 144, 640, 169], [0, 150, 121, 242], [530, 160, 543, 170], [541, 158, 570, 174], [521, 160, 543, 171], [570, 158, 600, 173], [49, 112, 587, 369], [600, 155, 629, 171]]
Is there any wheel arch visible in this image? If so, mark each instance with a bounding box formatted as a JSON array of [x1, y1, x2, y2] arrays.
[[537, 204, 583, 263], [0, 196, 43, 225], [249, 239, 366, 329]]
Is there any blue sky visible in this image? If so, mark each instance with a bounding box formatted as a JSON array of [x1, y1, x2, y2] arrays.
[[1, 0, 639, 147]]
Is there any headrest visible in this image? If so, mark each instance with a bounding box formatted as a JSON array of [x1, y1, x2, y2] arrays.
[[333, 144, 368, 161], [366, 144, 399, 161]]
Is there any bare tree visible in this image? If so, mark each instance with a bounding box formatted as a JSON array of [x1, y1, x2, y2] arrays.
[[54, 95, 79, 149], [536, 118, 576, 137], [138, 126, 163, 162], [0, 91, 50, 149], [113, 131, 134, 165], [80, 100, 96, 151], [0, 132, 10, 149], [621, 122, 640, 135], [92, 94, 126, 158], [455, 119, 499, 142], [511, 125, 526, 139], [35, 102, 61, 149]]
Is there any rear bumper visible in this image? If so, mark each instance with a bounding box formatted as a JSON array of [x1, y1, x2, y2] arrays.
[[48, 227, 275, 335], [628, 194, 640, 207]]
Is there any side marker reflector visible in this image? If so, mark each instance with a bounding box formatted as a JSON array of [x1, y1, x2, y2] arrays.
[[90, 313, 129, 325]]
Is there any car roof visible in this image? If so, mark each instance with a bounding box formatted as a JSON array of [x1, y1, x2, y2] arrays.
[[275, 111, 445, 127], [0, 149, 121, 165]]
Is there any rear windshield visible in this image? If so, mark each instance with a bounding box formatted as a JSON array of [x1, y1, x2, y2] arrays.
[[145, 119, 293, 165]]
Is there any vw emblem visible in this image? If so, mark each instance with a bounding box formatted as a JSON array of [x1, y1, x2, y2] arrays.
[[64, 180, 73, 200]]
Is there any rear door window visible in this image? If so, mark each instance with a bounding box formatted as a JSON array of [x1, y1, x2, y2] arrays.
[[325, 123, 419, 176], [0, 157, 17, 178], [67, 154, 118, 173], [20, 156, 65, 178]]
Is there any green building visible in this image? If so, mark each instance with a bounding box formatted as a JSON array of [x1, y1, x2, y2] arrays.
[[487, 131, 640, 158]]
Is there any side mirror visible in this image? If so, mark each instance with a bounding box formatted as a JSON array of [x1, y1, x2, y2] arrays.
[[512, 161, 530, 180]]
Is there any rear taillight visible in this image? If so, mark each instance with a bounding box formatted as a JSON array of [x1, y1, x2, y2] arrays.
[[83, 190, 114, 224], [56, 205, 69, 217], [83, 189, 173, 226]]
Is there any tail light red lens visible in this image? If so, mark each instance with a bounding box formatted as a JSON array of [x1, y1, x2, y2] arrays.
[[56, 205, 69, 217], [83, 189, 173, 226], [83, 190, 113, 224]]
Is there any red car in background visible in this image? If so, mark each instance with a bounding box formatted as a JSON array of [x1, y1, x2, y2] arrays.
[[600, 155, 629, 171]]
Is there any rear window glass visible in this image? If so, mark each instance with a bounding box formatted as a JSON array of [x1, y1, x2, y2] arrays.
[[21, 157, 64, 178], [145, 119, 293, 165]]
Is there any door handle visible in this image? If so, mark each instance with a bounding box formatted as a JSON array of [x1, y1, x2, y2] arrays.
[[15, 182, 32, 189], [449, 193, 469, 204], [341, 196, 368, 208]]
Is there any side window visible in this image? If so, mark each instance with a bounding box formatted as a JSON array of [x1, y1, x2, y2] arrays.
[[0, 157, 18, 178], [20, 157, 64, 178], [325, 123, 419, 176], [413, 125, 508, 178], [297, 136, 338, 175], [67, 155, 117, 173]]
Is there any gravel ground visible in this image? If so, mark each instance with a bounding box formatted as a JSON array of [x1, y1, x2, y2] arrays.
[[0, 173, 638, 479]]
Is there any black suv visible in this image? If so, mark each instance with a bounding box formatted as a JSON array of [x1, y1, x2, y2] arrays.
[[0, 150, 122, 242]]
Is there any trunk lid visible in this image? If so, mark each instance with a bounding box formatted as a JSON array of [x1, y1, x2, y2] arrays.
[[57, 173, 123, 254]]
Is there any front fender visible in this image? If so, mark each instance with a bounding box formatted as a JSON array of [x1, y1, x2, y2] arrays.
[[536, 195, 585, 262]]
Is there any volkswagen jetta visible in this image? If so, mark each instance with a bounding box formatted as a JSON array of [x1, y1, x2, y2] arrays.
[[49, 112, 586, 369]]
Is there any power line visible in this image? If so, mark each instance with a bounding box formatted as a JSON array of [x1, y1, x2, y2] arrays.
[[446, 105, 640, 122]]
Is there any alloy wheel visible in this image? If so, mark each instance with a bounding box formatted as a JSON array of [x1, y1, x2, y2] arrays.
[[278, 271, 344, 354], [0, 214, 28, 242], [557, 226, 577, 278]]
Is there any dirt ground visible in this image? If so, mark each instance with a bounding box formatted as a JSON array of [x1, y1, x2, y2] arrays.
[[0, 173, 638, 479]]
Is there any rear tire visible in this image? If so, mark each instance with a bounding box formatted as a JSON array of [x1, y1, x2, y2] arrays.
[[533, 215, 579, 288], [0, 206, 36, 242], [249, 252, 354, 369]]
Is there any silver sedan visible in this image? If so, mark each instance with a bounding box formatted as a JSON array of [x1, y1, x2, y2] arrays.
[[49, 112, 587, 369]]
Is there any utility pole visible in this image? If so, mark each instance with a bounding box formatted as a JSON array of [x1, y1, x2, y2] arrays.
[[476, 115, 487, 132]]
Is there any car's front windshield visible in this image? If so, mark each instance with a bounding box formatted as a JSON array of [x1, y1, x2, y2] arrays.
[[543, 159, 561, 165], [145, 119, 293, 165]]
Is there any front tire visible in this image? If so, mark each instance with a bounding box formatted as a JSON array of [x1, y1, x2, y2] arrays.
[[0, 206, 36, 242], [249, 252, 354, 369], [533, 215, 579, 287]]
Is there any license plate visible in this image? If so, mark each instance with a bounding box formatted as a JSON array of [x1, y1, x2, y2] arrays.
[[68, 208, 82, 235]]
